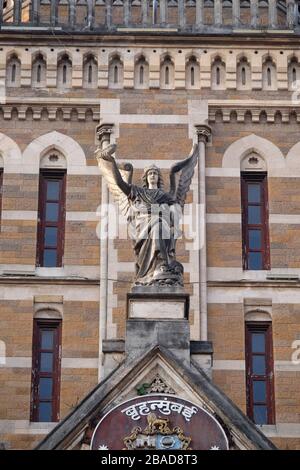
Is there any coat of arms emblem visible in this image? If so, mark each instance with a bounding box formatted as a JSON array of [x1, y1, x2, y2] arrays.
[[123, 413, 192, 450]]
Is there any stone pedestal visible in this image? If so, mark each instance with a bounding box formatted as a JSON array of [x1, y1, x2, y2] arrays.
[[127, 291, 189, 320], [125, 287, 189, 365], [124, 288, 213, 374]]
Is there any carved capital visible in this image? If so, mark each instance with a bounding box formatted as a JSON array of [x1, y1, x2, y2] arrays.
[[95, 123, 114, 148], [195, 124, 212, 144]]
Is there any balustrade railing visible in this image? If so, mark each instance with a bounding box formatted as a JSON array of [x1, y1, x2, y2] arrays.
[[1, 0, 299, 32]]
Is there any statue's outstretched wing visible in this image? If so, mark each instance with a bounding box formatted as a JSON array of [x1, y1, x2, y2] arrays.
[[169, 144, 198, 208], [95, 144, 133, 216]]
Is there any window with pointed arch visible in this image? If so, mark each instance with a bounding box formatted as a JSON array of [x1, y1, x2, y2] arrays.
[[134, 56, 149, 89], [160, 56, 174, 90], [32, 53, 47, 88], [262, 57, 277, 90], [57, 54, 72, 89], [211, 57, 225, 90], [186, 57, 200, 89], [83, 54, 98, 89], [6, 54, 21, 88], [237, 57, 251, 90], [288, 57, 300, 91], [108, 56, 124, 89]]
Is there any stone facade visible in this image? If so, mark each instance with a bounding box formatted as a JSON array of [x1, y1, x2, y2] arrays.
[[0, 0, 300, 451]]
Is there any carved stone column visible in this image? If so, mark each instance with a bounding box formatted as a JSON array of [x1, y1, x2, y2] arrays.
[[13, 0, 22, 24], [214, 0, 222, 27], [124, 0, 130, 26], [232, 0, 240, 27], [31, 0, 40, 25], [268, 0, 277, 28], [96, 123, 113, 150], [195, 0, 204, 29], [287, 0, 296, 29], [87, 0, 95, 29], [50, 0, 59, 27], [195, 124, 211, 342], [142, 0, 148, 26], [250, 0, 258, 28], [160, 0, 167, 25], [178, 0, 186, 28], [105, 0, 112, 30], [69, 0, 76, 29], [95, 123, 114, 381]]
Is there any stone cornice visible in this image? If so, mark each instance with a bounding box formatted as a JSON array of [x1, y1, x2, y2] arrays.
[[0, 102, 100, 121], [1, 32, 300, 48], [208, 280, 300, 288], [0, 276, 99, 285]]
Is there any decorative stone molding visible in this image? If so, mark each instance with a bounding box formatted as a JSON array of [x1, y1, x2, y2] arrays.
[[0, 45, 300, 92], [209, 106, 300, 123], [0, 105, 99, 121], [96, 123, 114, 148], [222, 133, 285, 170], [137, 374, 176, 396], [23, 131, 87, 173], [195, 124, 212, 144], [0, 132, 22, 170], [241, 152, 267, 172]]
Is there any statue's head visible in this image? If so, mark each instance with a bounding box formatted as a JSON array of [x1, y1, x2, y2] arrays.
[[142, 165, 164, 189]]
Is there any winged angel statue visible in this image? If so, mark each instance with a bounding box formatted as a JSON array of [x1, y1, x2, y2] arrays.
[[95, 144, 199, 288]]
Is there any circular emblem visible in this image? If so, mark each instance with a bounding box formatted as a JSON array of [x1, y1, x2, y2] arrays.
[[91, 394, 229, 450]]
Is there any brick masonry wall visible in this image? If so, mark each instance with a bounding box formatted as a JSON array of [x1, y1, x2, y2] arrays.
[[1, 38, 300, 449]]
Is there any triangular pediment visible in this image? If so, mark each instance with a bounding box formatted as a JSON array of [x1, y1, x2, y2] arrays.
[[36, 346, 276, 451]]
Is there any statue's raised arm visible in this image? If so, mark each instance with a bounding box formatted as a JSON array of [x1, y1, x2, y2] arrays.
[[95, 144, 133, 217], [169, 144, 199, 208]]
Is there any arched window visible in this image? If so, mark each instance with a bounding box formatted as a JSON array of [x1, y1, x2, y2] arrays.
[[37, 65, 41, 83], [165, 66, 170, 85], [108, 56, 123, 89], [211, 57, 226, 90], [216, 67, 220, 85], [139, 65, 144, 85], [237, 57, 251, 90], [191, 67, 195, 86], [32, 53, 47, 88], [6, 54, 21, 88], [114, 65, 118, 84], [160, 56, 174, 89], [12, 64, 16, 83], [267, 67, 271, 86], [63, 65, 67, 84], [57, 54, 72, 89], [242, 67, 246, 85], [134, 56, 149, 89], [262, 57, 277, 90], [288, 57, 300, 90], [88, 65, 92, 83], [83, 54, 98, 89], [186, 56, 200, 89]]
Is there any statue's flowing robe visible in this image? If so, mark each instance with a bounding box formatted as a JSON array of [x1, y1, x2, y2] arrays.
[[128, 185, 179, 284]]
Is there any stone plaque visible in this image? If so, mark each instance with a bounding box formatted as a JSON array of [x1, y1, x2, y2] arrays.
[[91, 394, 229, 450], [127, 293, 189, 320]]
